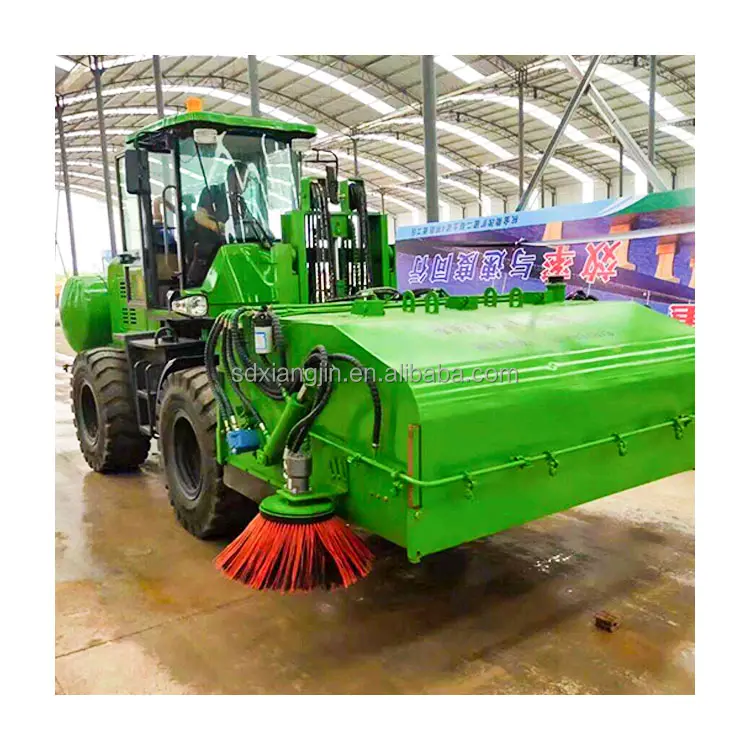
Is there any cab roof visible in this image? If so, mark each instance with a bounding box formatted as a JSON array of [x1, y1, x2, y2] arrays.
[[126, 110, 317, 144]]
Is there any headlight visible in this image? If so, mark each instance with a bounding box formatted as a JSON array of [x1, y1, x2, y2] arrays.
[[171, 294, 208, 317]]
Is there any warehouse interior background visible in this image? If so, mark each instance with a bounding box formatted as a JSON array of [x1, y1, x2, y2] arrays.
[[0, 3, 732, 742], [54, 55, 695, 275], [49, 51, 702, 696], [34, 27, 750, 736]]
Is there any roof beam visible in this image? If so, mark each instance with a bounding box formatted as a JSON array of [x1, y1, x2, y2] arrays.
[[301, 55, 418, 108], [59, 74, 350, 136], [561, 55, 668, 192], [603, 55, 695, 102], [440, 108, 611, 183], [518, 55, 602, 210], [521, 59, 694, 144]]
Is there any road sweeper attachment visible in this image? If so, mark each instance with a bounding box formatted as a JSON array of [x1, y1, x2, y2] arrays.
[[59, 107, 694, 593], [210, 286, 695, 590]]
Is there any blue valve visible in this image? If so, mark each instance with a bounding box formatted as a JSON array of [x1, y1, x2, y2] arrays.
[[227, 429, 261, 455]]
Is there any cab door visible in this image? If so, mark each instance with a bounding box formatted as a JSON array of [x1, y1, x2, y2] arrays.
[[148, 151, 181, 305], [116, 154, 147, 309], [121, 145, 182, 309]]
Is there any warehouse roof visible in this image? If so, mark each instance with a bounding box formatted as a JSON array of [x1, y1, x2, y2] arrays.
[[54, 55, 695, 215]]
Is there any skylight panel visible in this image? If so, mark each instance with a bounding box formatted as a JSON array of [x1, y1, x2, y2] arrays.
[[260, 56, 395, 115], [392, 185, 450, 212], [481, 166, 520, 187], [434, 56, 485, 84], [56, 182, 107, 198], [60, 106, 178, 124], [333, 151, 410, 182], [383, 117, 515, 161], [659, 124, 695, 147], [55, 56, 76, 71], [102, 55, 153, 69], [356, 134, 463, 172], [57, 128, 133, 138]]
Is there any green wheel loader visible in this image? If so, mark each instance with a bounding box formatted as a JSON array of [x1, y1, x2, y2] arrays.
[[60, 107, 695, 592]]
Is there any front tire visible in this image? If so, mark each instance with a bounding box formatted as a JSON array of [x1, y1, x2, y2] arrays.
[[158, 367, 255, 538], [71, 348, 151, 472]]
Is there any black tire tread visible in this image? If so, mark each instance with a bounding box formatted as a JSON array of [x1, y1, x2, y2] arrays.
[[71, 347, 150, 472], [159, 366, 252, 539]]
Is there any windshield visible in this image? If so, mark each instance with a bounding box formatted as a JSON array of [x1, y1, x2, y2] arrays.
[[178, 130, 299, 246]]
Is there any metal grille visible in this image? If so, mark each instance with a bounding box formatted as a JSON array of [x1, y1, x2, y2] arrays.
[[121, 308, 137, 326]]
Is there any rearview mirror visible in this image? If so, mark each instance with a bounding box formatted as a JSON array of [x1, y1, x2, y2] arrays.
[[124, 149, 149, 195], [291, 138, 311, 153]]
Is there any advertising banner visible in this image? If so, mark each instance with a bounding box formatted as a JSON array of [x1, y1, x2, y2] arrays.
[[395, 189, 695, 325]]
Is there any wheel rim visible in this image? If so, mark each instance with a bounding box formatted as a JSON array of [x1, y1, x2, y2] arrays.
[[172, 413, 202, 503], [78, 382, 99, 445]]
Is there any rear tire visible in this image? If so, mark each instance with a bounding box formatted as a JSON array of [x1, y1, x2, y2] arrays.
[[71, 348, 151, 472], [158, 366, 256, 539]]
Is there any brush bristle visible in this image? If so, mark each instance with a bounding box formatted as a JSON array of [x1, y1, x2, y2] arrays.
[[214, 514, 374, 592]]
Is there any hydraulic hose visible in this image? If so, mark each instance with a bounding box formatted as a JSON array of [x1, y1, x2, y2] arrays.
[[309, 180, 335, 301], [285, 348, 382, 453], [349, 181, 373, 290], [211, 308, 382, 453], [204, 313, 235, 427], [221, 314, 263, 427], [333, 286, 401, 303], [286, 347, 334, 453], [329, 353, 382, 449], [229, 309, 285, 402]]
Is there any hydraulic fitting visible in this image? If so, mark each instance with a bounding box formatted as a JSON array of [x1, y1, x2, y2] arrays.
[[283, 448, 312, 494], [259, 386, 309, 465]]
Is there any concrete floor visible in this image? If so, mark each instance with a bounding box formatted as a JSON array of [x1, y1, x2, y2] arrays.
[[55, 328, 695, 695]]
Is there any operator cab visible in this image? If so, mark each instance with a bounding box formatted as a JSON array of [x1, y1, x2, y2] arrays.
[[117, 101, 316, 309]]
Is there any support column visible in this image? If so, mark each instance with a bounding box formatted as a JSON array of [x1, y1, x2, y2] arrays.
[[55, 98, 78, 276], [421, 55, 439, 223], [352, 137, 360, 177], [619, 143, 624, 197], [561, 55, 668, 192], [247, 55, 261, 118], [477, 170, 483, 216], [517, 76, 525, 200], [152, 55, 165, 118], [647, 55, 657, 193], [91, 56, 117, 259], [517, 56, 601, 210]]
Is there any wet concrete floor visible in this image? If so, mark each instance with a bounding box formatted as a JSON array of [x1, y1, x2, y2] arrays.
[[55, 329, 694, 694]]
